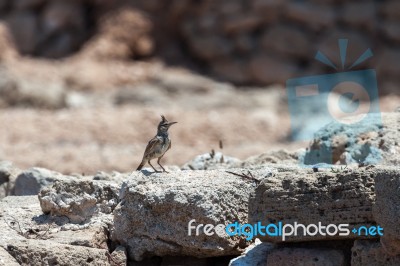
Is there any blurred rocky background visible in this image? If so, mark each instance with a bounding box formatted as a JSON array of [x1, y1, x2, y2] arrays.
[[0, 0, 399, 174]]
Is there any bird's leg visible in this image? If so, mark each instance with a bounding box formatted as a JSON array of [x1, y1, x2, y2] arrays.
[[148, 160, 161, 173], [157, 157, 168, 173]]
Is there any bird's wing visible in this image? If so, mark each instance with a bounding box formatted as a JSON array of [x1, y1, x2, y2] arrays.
[[143, 136, 162, 156], [167, 140, 171, 151]]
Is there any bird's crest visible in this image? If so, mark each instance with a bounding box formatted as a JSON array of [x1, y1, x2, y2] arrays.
[[160, 115, 168, 124]]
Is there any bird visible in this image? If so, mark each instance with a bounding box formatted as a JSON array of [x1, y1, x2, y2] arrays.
[[136, 115, 177, 172]]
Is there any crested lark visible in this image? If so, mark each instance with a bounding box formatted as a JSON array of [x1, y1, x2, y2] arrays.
[[136, 115, 177, 172]]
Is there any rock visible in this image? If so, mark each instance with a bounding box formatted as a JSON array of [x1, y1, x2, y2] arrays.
[[181, 152, 241, 170], [352, 240, 400, 266], [80, 8, 154, 60], [0, 247, 19, 266], [0, 161, 20, 198], [112, 169, 270, 261], [377, 49, 400, 81], [284, 3, 336, 31], [6, 239, 110, 266], [249, 167, 378, 242], [222, 14, 262, 34], [380, 1, 400, 21], [14, 0, 46, 10], [340, 1, 376, 33], [5, 10, 38, 54], [212, 58, 250, 84], [267, 247, 345, 266], [249, 54, 297, 84], [0, 196, 109, 250], [0, 69, 67, 109], [381, 21, 400, 44], [39, 179, 119, 223], [0, 22, 18, 61], [14, 167, 69, 196], [183, 33, 233, 61], [373, 168, 400, 255], [302, 112, 400, 166], [261, 25, 312, 59], [110, 246, 127, 266], [0, 196, 42, 248], [251, 0, 285, 24], [239, 150, 298, 168], [229, 239, 274, 266]]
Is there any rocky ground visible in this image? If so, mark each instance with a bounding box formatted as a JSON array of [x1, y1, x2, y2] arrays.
[[0, 1, 399, 264], [0, 111, 399, 265]]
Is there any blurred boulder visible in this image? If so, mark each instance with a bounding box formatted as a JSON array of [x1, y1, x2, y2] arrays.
[[352, 240, 400, 266], [303, 112, 400, 166], [80, 7, 154, 60], [5, 10, 38, 54], [14, 167, 69, 196]]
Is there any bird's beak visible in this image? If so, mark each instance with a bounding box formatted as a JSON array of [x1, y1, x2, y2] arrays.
[[168, 122, 177, 126]]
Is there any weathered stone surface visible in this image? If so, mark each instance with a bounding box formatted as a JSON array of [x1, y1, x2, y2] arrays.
[[373, 168, 400, 255], [110, 245, 127, 266], [0, 196, 109, 250], [249, 167, 378, 242], [14, 167, 70, 196], [6, 239, 110, 266], [302, 112, 400, 166], [112, 169, 271, 261], [352, 240, 400, 266], [229, 239, 274, 266], [267, 247, 345, 266], [0, 247, 19, 266], [181, 152, 241, 170], [0, 196, 41, 248], [39, 179, 119, 223]]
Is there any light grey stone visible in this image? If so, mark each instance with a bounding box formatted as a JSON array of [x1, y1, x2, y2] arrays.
[[39, 179, 119, 223], [112, 169, 270, 260]]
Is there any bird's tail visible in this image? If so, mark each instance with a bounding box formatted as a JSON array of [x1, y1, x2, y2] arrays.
[[136, 161, 145, 171]]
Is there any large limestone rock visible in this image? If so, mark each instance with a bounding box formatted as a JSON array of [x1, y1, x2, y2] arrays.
[[352, 240, 400, 266], [112, 169, 273, 261], [39, 179, 119, 223], [373, 167, 400, 255], [249, 167, 379, 242]]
